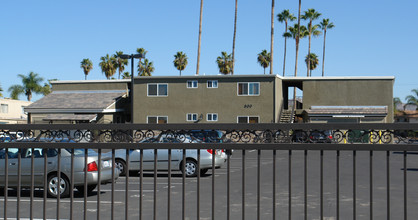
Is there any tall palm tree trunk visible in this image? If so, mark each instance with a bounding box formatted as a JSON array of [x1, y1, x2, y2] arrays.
[[307, 21, 312, 77], [196, 0, 204, 75], [292, 0, 302, 123], [283, 22, 288, 76], [232, 0, 238, 75], [269, 0, 275, 75], [321, 28, 327, 77]]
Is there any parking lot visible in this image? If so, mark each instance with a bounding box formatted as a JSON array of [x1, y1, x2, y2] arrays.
[[1, 149, 418, 220]]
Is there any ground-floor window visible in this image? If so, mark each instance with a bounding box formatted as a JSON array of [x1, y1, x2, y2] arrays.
[[186, 113, 198, 122], [147, 116, 168, 124], [237, 116, 259, 123], [207, 113, 218, 121]]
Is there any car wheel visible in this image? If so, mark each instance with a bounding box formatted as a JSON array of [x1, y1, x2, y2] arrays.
[[76, 185, 96, 195], [182, 159, 198, 177], [200, 168, 208, 176], [47, 174, 70, 198], [115, 159, 127, 176]]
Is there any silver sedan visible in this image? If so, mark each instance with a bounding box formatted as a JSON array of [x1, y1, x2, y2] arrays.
[[114, 135, 227, 177], [0, 148, 118, 198]]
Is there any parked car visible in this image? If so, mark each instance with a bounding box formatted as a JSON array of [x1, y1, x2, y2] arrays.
[[189, 130, 233, 155], [292, 130, 333, 143], [114, 134, 227, 177], [0, 147, 119, 198]]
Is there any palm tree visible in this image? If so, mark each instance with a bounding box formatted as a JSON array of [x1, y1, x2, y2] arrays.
[[216, 51, 233, 75], [0, 84, 3, 97], [80, 58, 93, 80], [8, 72, 44, 101], [393, 97, 403, 114], [277, 10, 296, 76], [269, 0, 275, 75], [173, 52, 188, 76], [122, 72, 130, 79], [304, 53, 319, 76], [139, 59, 154, 76], [319, 18, 335, 77], [114, 51, 128, 79], [295, 0, 302, 80], [196, 0, 204, 75], [257, 50, 271, 74], [99, 54, 116, 79], [405, 89, 418, 108], [302, 8, 322, 76], [231, 0, 238, 75], [136, 48, 148, 75]]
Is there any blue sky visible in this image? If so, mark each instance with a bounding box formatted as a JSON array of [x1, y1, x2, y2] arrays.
[[1, 0, 417, 102]]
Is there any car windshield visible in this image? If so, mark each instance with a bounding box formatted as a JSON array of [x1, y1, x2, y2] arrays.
[[66, 149, 97, 155]]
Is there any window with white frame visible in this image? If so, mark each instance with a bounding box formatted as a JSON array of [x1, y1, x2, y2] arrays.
[[148, 84, 168, 96], [207, 80, 218, 88], [186, 113, 198, 122], [237, 82, 260, 96], [1, 104, 8, 113], [147, 116, 168, 124], [237, 116, 259, 123], [187, 80, 198, 88], [207, 113, 218, 121]]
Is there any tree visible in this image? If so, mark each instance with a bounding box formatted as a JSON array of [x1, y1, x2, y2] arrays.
[[284, 24, 309, 67], [8, 72, 44, 101], [269, 0, 275, 75], [114, 51, 128, 79], [196, 0, 204, 75], [99, 54, 116, 80], [405, 89, 418, 108], [393, 97, 403, 114], [173, 51, 188, 76], [304, 53, 319, 76], [295, 0, 302, 79], [0, 84, 2, 97], [319, 18, 335, 77], [277, 9, 296, 76], [216, 52, 233, 75], [122, 72, 130, 79], [80, 58, 93, 80], [231, 0, 238, 74], [136, 48, 148, 75], [257, 50, 271, 75], [139, 59, 154, 76], [302, 8, 322, 76]]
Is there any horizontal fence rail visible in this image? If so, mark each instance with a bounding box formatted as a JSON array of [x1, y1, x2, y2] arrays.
[[0, 123, 417, 220]]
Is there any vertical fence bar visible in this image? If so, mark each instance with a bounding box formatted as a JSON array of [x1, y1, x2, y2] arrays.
[[304, 149, 307, 220], [336, 150, 340, 220], [227, 150, 231, 220], [139, 148, 143, 220], [70, 148, 74, 220], [403, 151, 407, 220], [257, 149, 261, 220], [289, 150, 292, 220], [273, 150, 276, 220], [168, 149, 171, 220], [182, 149, 186, 220], [97, 149, 102, 220], [17, 149, 21, 220], [126, 149, 130, 220], [57, 148, 62, 220], [4, 148, 8, 220], [111, 149, 115, 220], [320, 150, 324, 220], [353, 150, 356, 220], [154, 149, 158, 220], [43, 148, 48, 220], [242, 149, 246, 220], [386, 151, 390, 220], [197, 149, 201, 220], [84, 148, 87, 220], [370, 151, 373, 220], [212, 148, 215, 220], [30, 148, 35, 219]]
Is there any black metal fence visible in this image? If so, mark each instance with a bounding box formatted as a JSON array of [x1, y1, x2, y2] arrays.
[[0, 123, 417, 220]]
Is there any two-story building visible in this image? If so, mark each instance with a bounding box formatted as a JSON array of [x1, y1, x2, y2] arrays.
[[25, 75, 394, 124], [0, 98, 32, 124]]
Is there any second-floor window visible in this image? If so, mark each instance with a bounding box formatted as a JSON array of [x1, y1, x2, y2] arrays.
[[187, 113, 198, 122], [238, 82, 260, 96], [207, 80, 218, 88], [187, 80, 198, 88], [148, 84, 168, 96], [207, 113, 218, 121], [147, 116, 168, 124]]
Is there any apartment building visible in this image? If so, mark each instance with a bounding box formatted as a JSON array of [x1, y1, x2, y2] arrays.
[[0, 99, 32, 124]]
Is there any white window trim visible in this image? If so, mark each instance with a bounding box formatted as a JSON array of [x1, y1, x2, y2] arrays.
[[207, 113, 218, 121], [207, 80, 218, 88], [187, 80, 198, 89], [186, 113, 198, 122], [147, 83, 168, 97], [147, 116, 168, 124], [237, 82, 260, 96], [237, 116, 260, 123]]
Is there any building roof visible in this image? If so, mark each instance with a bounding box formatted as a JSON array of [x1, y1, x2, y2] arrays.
[[25, 90, 127, 113], [306, 106, 388, 117], [43, 114, 97, 122]]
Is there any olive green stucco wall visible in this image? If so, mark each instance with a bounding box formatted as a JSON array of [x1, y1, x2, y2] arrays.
[[133, 76, 279, 123], [303, 78, 394, 122], [52, 80, 129, 91]]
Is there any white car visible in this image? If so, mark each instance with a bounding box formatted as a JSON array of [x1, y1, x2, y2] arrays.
[[113, 134, 226, 177]]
